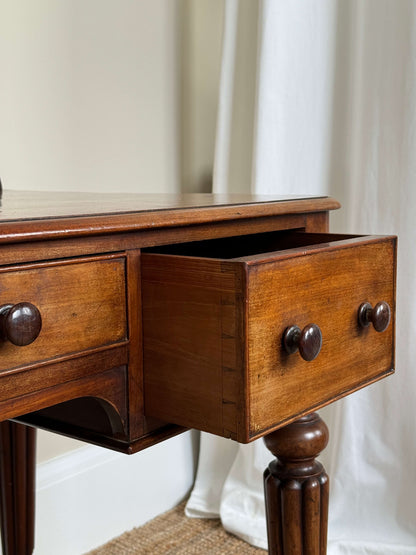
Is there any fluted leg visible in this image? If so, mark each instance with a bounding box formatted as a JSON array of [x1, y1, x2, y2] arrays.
[[263, 413, 329, 555], [0, 421, 36, 555]]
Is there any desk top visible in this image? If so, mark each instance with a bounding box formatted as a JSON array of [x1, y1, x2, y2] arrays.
[[0, 190, 340, 243]]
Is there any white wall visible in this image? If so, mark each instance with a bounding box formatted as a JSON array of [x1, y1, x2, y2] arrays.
[[33, 431, 198, 555], [0, 0, 179, 194], [180, 0, 224, 192]]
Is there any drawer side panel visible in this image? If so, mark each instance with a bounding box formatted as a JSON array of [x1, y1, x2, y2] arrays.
[[142, 254, 245, 439]]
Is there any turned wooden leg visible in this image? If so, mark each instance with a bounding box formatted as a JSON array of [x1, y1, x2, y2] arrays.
[[0, 421, 36, 555], [263, 413, 329, 555]]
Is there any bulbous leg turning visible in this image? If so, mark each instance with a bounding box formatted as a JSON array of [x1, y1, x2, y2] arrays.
[[263, 413, 329, 555]]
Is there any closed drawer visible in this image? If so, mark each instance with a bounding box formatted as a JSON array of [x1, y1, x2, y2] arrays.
[[0, 255, 127, 371], [142, 232, 396, 442]]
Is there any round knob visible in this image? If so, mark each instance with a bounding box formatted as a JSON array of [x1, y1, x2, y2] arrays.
[[0, 302, 42, 346], [358, 301, 391, 332], [283, 323, 322, 361]]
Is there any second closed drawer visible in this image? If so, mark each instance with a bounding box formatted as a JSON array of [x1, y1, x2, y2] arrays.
[[142, 231, 396, 442]]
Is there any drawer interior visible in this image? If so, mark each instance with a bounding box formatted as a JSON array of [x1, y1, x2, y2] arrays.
[[143, 231, 358, 260]]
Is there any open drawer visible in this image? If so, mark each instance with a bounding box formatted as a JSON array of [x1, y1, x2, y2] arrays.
[[141, 231, 396, 442]]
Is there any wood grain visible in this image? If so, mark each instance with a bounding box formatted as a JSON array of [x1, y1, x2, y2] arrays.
[[0, 199, 331, 451], [0, 190, 339, 243], [247, 236, 396, 438], [125, 249, 145, 438], [0, 421, 36, 555], [0, 345, 127, 405], [0, 365, 128, 426], [264, 414, 329, 554], [142, 232, 396, 442], [0, 256, 127, 371], [0, 214, 307, 266], [0, 190, 397, 555], [142, 255, 245, 439]]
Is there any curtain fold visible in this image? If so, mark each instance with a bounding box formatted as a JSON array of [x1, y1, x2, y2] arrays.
[[187, 1, 416, 553]]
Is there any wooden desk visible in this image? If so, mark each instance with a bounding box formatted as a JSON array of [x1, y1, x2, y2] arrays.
[[0, 190, 396, 554]]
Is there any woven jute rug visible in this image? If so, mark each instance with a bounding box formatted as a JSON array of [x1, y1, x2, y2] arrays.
[[87, 501, 265, 554]]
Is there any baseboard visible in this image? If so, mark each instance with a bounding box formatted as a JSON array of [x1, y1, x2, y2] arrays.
[[33, 430, 197, 555]]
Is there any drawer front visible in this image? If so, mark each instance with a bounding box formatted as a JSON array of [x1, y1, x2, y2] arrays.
[[247, 238, 395, 438], [0, 255, 127, 371], [142, 233, 396, 442]]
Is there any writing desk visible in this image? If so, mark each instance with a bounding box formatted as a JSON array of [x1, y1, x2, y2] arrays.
[[0, 190, 395, 554]]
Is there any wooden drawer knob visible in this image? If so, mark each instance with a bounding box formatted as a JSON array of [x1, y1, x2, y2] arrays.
[[0, 303, 42, 346], [283, 323, 322, 361], [358, 301, 391, 332]]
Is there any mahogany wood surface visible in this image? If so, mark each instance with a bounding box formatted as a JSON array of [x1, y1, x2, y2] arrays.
[[0, 195, 334, 446], [247, 235, 395, 439], [0, 255, 127, 370], [142, 232, 396, 441], [0, 195, 337, 450], [264, 414, 329, 555], [0, 213, 308, 266], [0, 421, 36, 555], [0, 190, 339, 243], [0, 190, 396, 554]]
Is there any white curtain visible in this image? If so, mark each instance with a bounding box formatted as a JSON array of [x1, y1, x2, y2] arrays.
[[186, 1, 416, 553]]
